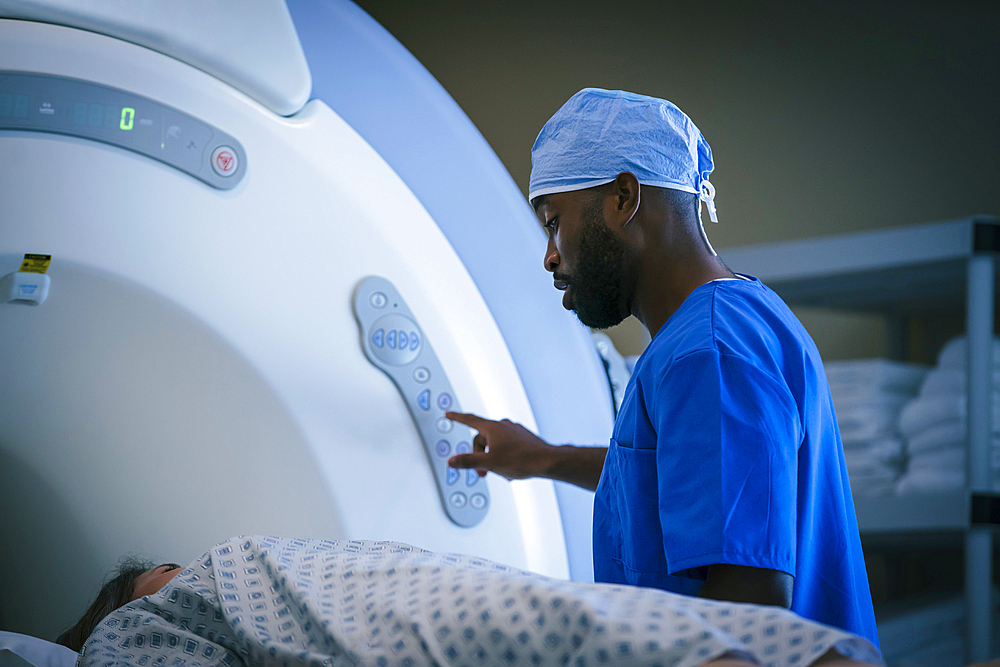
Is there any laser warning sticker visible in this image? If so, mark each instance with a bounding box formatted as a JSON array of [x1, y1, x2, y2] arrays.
[[19, 254, 51, 274]]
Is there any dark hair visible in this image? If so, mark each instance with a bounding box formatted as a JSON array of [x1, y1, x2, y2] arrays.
[[56, 556, 154, 652]]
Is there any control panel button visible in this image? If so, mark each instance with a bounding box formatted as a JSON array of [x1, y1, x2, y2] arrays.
[[210, 145, 238, 177], [435, 440, 450, 457], [368, 314, 421, 366], [354, 276, 489, 528]]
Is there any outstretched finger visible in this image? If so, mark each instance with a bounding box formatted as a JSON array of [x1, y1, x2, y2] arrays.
[[446, 411, 493, 431], [448, 453, 489, 470]]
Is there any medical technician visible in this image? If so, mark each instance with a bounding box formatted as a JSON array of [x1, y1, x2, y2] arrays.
[[448, 88, 879, 648]]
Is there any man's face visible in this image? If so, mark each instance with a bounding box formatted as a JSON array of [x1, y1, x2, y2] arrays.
[[536, 190, 630, 329]]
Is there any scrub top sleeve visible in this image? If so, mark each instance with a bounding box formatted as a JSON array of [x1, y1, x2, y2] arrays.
[[651, 349, 801, 577]]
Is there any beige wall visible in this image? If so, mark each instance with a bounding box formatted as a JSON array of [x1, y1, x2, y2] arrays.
[[355, 0, 999, 359]]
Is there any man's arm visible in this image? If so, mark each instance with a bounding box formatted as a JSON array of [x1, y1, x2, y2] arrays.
[[445, 411, 607, 491], [698, 563, 793, 608]]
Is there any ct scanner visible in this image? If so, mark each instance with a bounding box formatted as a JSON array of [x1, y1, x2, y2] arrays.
[[0, 0, 617, 640]]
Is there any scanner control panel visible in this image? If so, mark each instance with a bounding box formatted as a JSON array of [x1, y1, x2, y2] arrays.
[[353, 276, 489, 527]]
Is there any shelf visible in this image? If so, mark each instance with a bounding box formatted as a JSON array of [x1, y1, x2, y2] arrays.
[[721, 216, 1000, 313], [856, 492, 968, 533], [721, 215, 1000, 660]]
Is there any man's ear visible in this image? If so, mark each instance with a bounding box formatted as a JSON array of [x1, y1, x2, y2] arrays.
[[609, 171, 640, 228]]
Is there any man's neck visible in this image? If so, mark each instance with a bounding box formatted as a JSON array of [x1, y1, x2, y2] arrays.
[[633, 258, 734, 338]]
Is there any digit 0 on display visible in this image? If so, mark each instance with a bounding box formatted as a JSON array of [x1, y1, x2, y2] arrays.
[[120, 107, 134, 130]]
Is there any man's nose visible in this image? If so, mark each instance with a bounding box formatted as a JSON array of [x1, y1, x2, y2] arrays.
[[544, 238, 559, 273]]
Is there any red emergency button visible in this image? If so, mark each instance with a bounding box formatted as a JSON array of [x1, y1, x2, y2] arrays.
[[211, 145, 238, 177]]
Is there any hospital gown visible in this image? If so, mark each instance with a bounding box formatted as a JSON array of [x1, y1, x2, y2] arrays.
[[80, 536, 880, 667]]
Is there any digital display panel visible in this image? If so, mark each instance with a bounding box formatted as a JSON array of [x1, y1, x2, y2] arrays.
[[0, 92, 29, 118], [0, 71, 245, 189]]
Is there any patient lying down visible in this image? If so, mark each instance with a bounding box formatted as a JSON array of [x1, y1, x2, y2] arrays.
[[59, 536, 885, 667]]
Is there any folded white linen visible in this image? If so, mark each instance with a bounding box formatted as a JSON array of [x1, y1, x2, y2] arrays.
[[824, 358, 928, 393], [907, 447, 965, 473], [937, 335, 1000, 369], [849, 478, 898, 497], [906, 421, 965, 454], [920, 368, 1000, 396], [843, 438, 906, 474], [898, 393, 1000, 437], [905, 419, 1000, 457], [896, 469, 966, 494], [835, 398, 913, 442]]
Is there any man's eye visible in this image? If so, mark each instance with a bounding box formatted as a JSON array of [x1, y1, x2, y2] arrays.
[[544, 218, 557, 231]]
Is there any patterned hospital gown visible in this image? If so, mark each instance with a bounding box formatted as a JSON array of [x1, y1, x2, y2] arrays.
[[80, 536, 882, 667]]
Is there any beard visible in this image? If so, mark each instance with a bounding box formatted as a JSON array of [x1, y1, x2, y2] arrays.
[[561, 201, 630, 329]]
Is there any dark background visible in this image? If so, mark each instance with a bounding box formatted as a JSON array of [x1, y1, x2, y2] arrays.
[[353, 1, 999, 358], [354, 0, 999, 251]]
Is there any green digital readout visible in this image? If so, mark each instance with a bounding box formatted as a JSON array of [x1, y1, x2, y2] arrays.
[[72, 102, 138, 131]]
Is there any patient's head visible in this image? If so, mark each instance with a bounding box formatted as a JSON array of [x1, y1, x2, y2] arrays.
[[132, 563, 183, 601], [56, 558, 182, 652]]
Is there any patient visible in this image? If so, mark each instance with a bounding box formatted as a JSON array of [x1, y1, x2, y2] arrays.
[[55, 536, 984, 667], [57, 559, 181, 652]]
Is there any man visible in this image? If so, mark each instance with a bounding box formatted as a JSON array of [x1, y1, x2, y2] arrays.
[[447, 88, 879, 648]]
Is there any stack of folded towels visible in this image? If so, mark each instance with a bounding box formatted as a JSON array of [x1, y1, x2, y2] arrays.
[[825, 358, 928, 497], [896, 336, 1000, 494]]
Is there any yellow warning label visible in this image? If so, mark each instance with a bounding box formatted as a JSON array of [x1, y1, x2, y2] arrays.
[[19, 254, 51, 274]]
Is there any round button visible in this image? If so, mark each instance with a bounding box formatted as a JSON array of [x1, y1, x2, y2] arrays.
[[435, 440, 451, 457], [436, 418, 453, 433], [210, 145, 238, 177], [412, 367, 430, 383], [369, 314, 421, 366], [456, 441, 471, 455], [369, 292, 388, 308], [437, 393, 453, 410], [470, 494, 487, 510], [449, 492, 467, 508]]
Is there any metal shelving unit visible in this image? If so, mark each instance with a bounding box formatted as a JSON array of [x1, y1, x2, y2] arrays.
[[722, 215, 1000, 662]]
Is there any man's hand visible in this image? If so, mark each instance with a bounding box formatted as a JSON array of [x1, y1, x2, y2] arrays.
[[445, 412, 607, 491], [445, 412, 556, 480]]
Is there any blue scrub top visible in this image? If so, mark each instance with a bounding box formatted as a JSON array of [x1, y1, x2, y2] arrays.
[[593, 276, 879, 648]]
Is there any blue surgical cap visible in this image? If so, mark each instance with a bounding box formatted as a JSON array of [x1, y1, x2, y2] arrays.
[[529, 88, 718, 222]]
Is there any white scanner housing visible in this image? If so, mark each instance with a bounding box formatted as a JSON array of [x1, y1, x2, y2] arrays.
[[0, 0, 615, 639]]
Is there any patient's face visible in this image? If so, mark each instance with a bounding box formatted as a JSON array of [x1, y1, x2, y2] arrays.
[[131, 563, 182, 601]]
